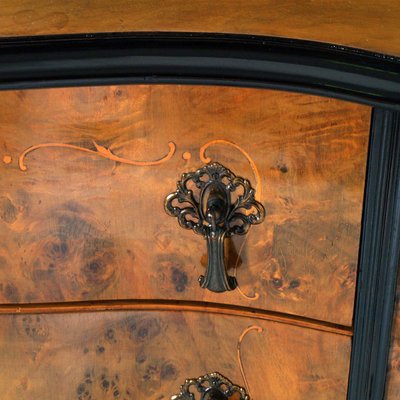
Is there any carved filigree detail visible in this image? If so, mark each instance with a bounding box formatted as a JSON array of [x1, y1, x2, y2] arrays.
[[199, 140, 262, 300], [18, 140, 176, 171], [170, 326, 262, 399], [165, 162, 265, 293], [165, 162, 265, 238], [170, 372, 249, 400]]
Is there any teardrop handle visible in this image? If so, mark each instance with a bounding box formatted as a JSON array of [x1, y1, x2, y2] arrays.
[[164, 162, 265, 293]]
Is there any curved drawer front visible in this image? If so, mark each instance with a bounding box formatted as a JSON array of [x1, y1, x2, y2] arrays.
[[0, 310, 351, 399], [0, 85, 370, 325]]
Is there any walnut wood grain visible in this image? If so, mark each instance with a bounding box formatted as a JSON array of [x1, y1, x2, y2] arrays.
[[0, 310, 351, 399], [386, 275, 400, 399], [1, 1, 400, 56], [0, 85, 370, 326]]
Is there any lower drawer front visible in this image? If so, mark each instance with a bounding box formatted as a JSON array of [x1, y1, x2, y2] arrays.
[[0, 310, 350, 399]]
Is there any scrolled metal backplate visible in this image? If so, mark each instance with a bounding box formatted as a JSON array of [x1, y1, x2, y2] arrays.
[[164, 162, 265, 293], [170, 372, 250, 400]]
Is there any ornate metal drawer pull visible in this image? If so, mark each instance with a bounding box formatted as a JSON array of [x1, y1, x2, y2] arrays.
[[164, 162, 265, 293], [170, 372, 249, 400]]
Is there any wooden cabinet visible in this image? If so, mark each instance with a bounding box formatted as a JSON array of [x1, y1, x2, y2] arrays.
[[0, 16, 399, 399], [0, 85, 371, 399]]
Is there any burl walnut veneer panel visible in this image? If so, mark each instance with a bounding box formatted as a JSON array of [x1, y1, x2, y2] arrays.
[[0, 310, 351, 399], [0, 85, 370, 325]]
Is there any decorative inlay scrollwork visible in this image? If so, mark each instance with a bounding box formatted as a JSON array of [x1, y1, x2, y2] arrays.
[[237, 325, 263, 398], [18, 140, 176, 171], [170, 325, 263, 399], [2, 155, 12, 164], [200, 139, 262, 199]]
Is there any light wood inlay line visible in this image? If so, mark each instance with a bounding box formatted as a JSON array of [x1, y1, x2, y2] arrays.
[[237, 325, 263, 397], [0, 299, 353, 337], [18, 140, 176, 171], [200, 139, 262, 199]]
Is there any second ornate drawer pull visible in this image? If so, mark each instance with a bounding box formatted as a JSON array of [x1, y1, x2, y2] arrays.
[[170, 372, 249, 400], [164, 162, 265, 293]]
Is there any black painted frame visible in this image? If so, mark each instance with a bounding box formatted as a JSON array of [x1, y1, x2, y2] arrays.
[[348, 109, 400, 399], [0, 32, 399, 400]]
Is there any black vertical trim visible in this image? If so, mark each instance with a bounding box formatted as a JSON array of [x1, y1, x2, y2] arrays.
[[348, 109, 400, 399]]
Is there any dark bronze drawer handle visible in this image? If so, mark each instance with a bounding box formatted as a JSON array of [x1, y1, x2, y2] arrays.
[[170, 372, 249, 400], [165, 162, 265, 293]]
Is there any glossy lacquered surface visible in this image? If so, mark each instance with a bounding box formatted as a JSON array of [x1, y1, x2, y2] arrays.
[[0, 85, 370, 327], [0, 310, 351, 399], [1, 0, 400, 56]]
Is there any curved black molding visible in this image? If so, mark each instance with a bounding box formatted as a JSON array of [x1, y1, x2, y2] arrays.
[[0, 32, 399, 109], [348, 109, 400, 400]]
